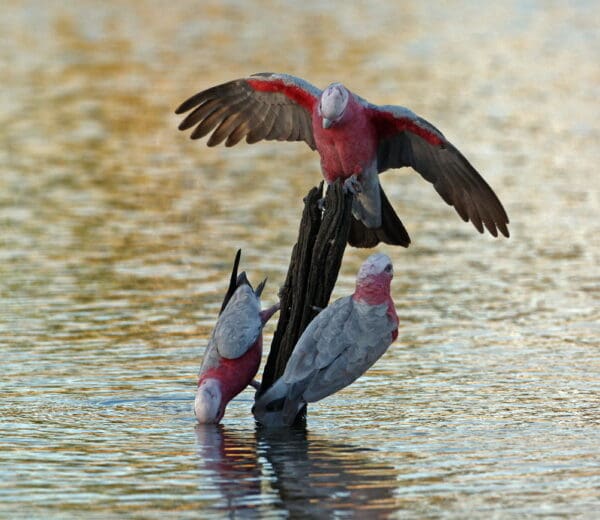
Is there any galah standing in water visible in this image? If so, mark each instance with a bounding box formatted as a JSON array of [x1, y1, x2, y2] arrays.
[[195, 250, 279, 424], [253, 253, 398, 427], [176, 73, 509, 247]]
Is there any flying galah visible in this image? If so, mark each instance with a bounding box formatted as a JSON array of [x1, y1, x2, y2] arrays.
[[195, 250, 279, 424], [176, 73, 509, 247], [253, 253, 398, 427]]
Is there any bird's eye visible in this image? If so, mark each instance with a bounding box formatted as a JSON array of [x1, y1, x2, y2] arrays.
[[385, 263, 393, 273]]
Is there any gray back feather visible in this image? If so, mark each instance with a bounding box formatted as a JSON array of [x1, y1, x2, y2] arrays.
[[200, 285, 262, 374], [281, 297, 396, 403]]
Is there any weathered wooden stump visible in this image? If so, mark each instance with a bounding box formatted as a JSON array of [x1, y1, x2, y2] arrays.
[[255, 180, 352, 423]]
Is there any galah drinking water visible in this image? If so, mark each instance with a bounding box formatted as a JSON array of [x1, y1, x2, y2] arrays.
[[253, 253, 398, 427], [195, 250, 279, 424], [176, 73, 509, 247]]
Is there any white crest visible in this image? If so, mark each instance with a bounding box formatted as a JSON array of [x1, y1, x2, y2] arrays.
[[194, 378, 223, 423], [357, 253, 393, 281], [320, 83, 349, 123]]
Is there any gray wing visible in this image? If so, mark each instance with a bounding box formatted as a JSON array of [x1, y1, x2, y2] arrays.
[[282, 297, 396, 403], [176, 72, 320, 149], [210, 285, 262, 363], [363, 101, 509, 238]]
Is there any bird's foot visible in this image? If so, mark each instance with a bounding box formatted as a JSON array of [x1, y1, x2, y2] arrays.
[[260, 301, 281, 324], [343, 174, 362, 195]]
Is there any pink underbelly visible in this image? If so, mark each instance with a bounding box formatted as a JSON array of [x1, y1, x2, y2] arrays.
[[321, 151, 371, 183], [200, 342, 262, 402], [319, 137, 376, 183]]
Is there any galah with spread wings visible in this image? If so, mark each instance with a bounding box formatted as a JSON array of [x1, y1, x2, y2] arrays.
[[195, 250, 279, 424], [253, 253, 398, 427], [176, 73, 509, 247]]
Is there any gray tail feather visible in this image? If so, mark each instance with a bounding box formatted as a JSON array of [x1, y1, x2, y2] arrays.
[[254, 379, 302, 428], [219, 249, 242, 314], [348, 185, 411, 248]]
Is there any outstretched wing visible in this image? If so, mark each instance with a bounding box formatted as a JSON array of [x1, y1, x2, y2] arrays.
[[363, 102, 510, 238], [176, 72, 320, 149]]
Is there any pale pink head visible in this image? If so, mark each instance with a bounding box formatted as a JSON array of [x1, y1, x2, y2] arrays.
[[319, 83, 349, 129], [354, 253, 394, 304]]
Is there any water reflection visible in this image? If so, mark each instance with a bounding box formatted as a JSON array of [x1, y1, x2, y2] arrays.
[[195, 425, 263, 515], [196, 424, 398, 518], [2, 0, 599, 517]]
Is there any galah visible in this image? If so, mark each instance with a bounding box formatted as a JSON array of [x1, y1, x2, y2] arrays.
[[253, 253, 398, 427], [195, 250, 279, 424], [176, 73, 509, 247]]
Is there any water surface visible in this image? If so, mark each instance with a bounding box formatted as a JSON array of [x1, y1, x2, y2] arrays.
[[1, 1, 599, 518]]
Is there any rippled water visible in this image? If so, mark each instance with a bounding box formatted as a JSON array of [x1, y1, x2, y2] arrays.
[[1, 1, 599, 518]]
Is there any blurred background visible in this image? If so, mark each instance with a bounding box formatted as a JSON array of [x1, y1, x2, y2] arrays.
[[1, 1, 598, 518]]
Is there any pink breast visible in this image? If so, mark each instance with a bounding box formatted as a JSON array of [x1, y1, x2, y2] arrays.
[[313, 101, 377, 182], [201, 338, 263, 403]]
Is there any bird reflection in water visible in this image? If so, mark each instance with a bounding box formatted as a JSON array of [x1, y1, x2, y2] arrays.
[[195, 424, 398, 518], [195, 424, 263, 515]]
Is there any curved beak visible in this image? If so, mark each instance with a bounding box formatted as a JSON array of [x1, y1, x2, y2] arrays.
[[322, 117, 332, 129]]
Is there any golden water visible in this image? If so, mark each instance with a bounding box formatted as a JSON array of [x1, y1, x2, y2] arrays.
[[1, 1, 598, 518]]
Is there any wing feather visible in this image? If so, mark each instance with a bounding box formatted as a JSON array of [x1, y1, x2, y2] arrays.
[[364, 102, 510, 237], [178, 99, 221, 131], [213, 286, 262, 360], [246, 102, 277, 144], [280, 297, 396, 403], [207, 112, 244, 147], [225, 117, 252, 147], [210, 102, 263, 147], [176, 73, 320, 150], [190, 104, 233, 140]]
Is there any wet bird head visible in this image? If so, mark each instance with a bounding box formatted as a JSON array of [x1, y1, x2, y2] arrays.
[[195, 378, 224, 424]]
